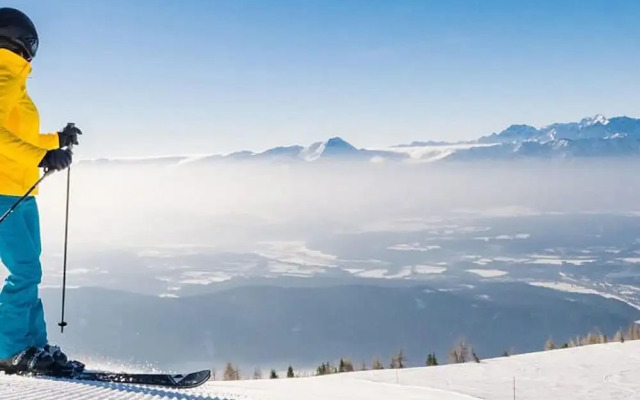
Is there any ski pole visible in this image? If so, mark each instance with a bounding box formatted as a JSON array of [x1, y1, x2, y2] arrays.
[[58, 161, 71, 332], [58, 139, 74, 333], [0, 169, 54, 225]]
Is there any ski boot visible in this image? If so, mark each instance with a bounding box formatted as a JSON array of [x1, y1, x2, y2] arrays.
[[0, 346, 55, 374], [44, 344, 85, 375], [44, 344, 67, 366]]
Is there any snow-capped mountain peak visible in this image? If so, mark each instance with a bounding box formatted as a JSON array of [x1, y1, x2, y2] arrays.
[[83, 115, 640, 166], [299, 137, 360, 161], [299, 141, 326, 161], [480, 114, 626, 145], [580, 114, 609, 126]]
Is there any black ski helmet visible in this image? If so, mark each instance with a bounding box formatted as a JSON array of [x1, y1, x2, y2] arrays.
[[0, 8, 38, 61]]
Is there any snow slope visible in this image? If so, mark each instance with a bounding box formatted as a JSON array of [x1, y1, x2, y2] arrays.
[[1, 341, 639, 399]]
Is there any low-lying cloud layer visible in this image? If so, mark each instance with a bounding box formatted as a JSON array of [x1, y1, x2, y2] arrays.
[[35, 159, 640, 250]]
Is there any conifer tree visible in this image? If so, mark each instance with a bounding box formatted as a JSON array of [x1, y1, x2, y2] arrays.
[[545, 339, 556, 351], [223, 363, 239, 381], [316, 362, 335, 376], [449, 339, 473, 363], [372, 358, 384, 370], [390, 348, 406, 369], [627, 323, 640, 340], [338, 358, 354, 373], [426, 353, 438, 366]]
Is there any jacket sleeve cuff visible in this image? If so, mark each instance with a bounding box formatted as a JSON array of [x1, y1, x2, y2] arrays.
[[39, 133, 60, 150]]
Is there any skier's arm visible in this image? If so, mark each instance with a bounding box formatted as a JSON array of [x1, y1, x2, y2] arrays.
[[0, 59, 47, 166], [38, 132, 60, 150], [0, 127, 47, 166], [39, 124, 81, 150]]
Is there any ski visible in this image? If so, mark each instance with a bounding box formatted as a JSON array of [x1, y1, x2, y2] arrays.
[[13, 368, 212, 389], [65, 369, 212, 388]]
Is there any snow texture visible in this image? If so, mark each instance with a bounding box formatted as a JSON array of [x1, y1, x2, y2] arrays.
[[1, 341, 640, 399]]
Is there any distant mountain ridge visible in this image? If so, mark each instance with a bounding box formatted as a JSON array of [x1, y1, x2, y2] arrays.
[[479, 115, 640, 144], [450, 115, 640, 161], [83, 115, 640, 165], [83, 136, 407, 166]]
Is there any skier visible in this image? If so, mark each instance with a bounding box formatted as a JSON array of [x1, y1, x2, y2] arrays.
[[0, 8, 82, 373]]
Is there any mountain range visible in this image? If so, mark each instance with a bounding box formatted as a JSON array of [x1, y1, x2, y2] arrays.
[[84, 115, 640, 165]]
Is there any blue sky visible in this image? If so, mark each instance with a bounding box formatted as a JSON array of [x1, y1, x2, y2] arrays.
[[8, 0, 640, 157]]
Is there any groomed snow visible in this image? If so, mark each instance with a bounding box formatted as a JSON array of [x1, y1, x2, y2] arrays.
[[1, 341, 640, 399]]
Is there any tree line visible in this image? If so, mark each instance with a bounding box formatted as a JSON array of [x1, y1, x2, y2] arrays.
[[215, 322, 640, 380]]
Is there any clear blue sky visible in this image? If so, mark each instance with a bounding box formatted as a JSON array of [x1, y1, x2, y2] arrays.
[[8, 0, 640, 157]]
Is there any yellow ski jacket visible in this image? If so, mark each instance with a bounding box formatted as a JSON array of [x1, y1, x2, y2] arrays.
[[0, 49, 59, 196]]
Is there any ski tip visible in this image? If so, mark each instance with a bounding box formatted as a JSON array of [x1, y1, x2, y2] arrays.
[[173, 369, 212, 388]]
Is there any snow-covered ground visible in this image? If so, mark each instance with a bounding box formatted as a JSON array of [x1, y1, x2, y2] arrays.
[[2, 341, 639, 399], [467, 269, 508, 278], [528, 281, 640, 311]]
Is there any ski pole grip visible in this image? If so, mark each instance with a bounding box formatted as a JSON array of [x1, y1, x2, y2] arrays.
[[65, 122, 75, 151]]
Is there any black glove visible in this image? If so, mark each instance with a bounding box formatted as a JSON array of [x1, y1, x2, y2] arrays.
[[58, 124, 82, 148], [39, 148, 73, 171]]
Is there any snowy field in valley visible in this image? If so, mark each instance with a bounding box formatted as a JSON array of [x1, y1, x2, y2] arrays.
[[29, 206, 640, 311], [1, 341, 639, 400]]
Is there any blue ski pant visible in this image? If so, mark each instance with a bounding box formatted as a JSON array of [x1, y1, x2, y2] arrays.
[[0, 195, 47, 359]]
